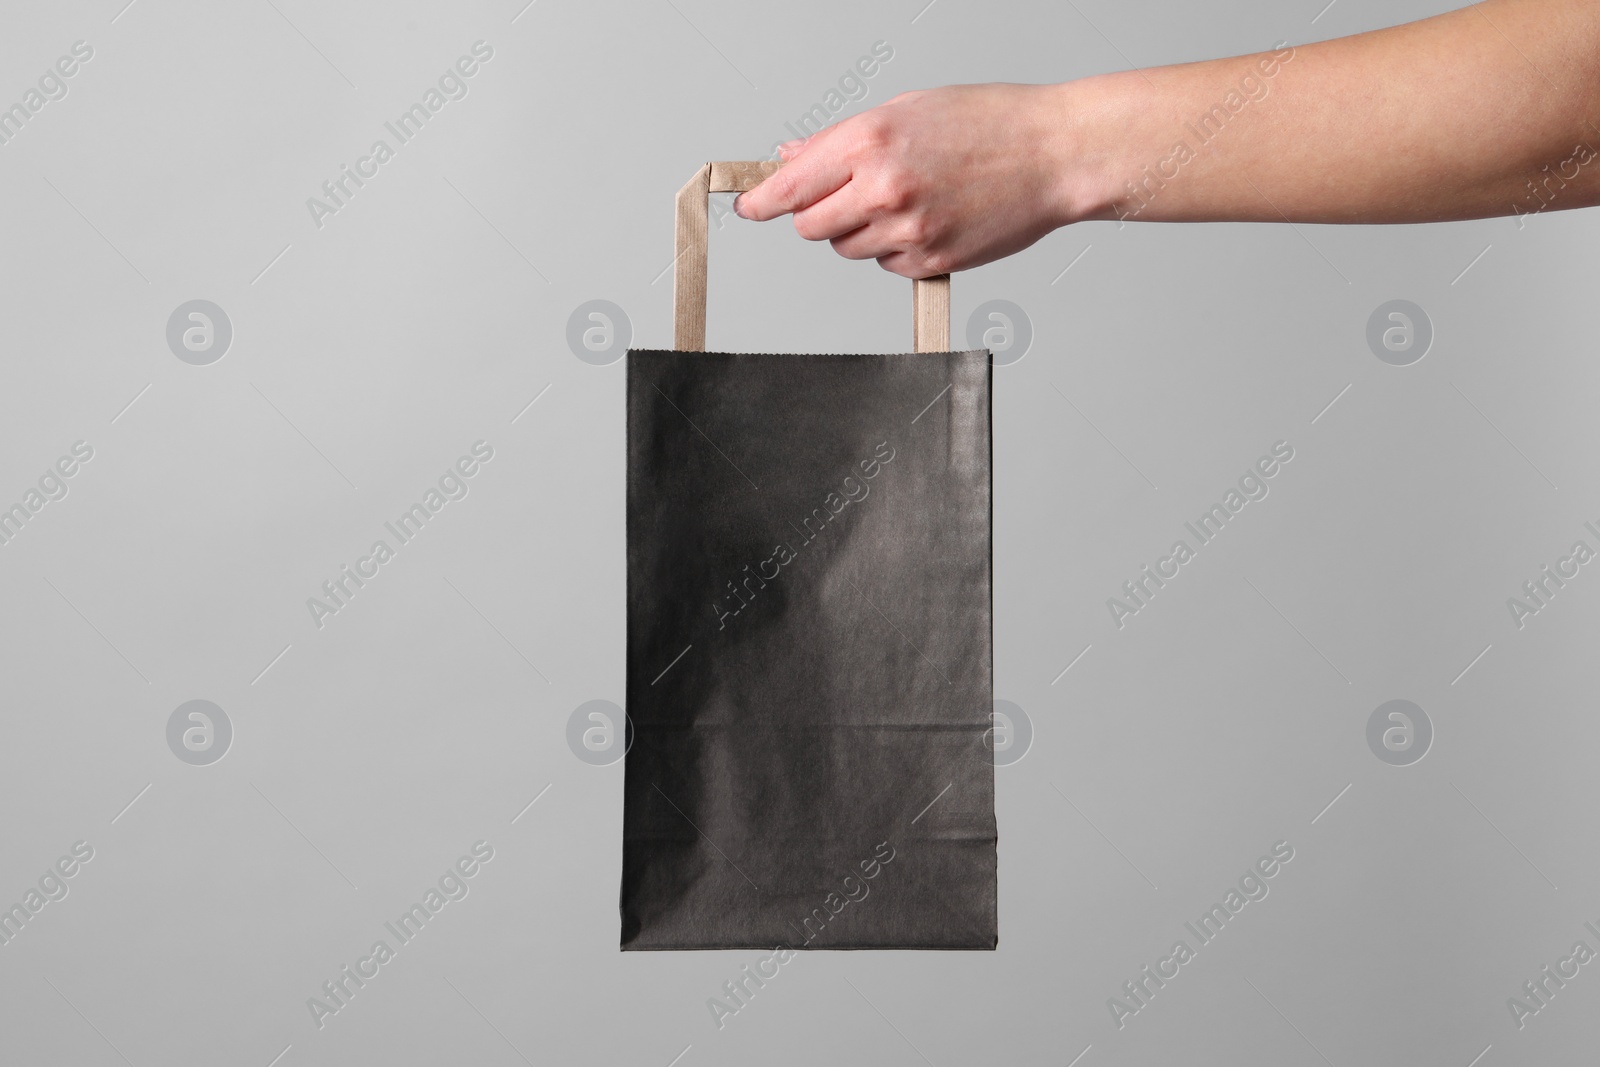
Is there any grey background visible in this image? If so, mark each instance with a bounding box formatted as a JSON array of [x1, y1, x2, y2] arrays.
[[0, 0, 1595, 1064]]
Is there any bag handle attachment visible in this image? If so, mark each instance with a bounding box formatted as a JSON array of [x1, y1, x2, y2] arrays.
[[673, 160, 952, 353]]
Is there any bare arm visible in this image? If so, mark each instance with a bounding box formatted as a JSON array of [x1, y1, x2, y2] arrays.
[[733, 0, 1600, 278]]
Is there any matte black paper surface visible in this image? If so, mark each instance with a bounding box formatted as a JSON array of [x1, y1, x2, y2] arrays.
[[622, 349, 995, 950]]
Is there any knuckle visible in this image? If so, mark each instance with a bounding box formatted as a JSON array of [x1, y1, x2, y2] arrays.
[[763, 170, 801, 212], [881, 179, 914, 214], [899, 212, 931, 248], [851, 112, 892, 152], [857, 169, 912, 215]]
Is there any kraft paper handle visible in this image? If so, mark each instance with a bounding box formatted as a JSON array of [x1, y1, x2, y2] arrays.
[[673, 160, 952, 352]]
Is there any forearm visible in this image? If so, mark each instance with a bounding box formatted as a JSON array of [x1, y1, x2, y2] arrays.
[[1060, 0, 1600, 225]]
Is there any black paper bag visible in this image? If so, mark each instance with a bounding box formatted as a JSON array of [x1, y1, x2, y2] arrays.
[[620, 161, 996, 951]]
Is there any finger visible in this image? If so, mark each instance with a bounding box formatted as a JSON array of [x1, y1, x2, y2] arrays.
[[830, 223, 897, 262], [870, 252, 921, 279], [792, 184, 875, 242], [776, 120, 840, 162], [875, 250, 940, 280], [735, 129, 850, 221], [776, 119, 844, 160]]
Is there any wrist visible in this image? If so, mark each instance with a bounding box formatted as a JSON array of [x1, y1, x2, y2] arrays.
[[1039, 74, 1135, 225]]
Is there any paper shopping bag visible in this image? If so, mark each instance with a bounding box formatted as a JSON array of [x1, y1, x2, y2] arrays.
[[621, 161, 995, 950]]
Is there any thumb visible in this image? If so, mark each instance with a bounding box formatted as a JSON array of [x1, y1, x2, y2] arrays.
[[779, 119, 845, 160]]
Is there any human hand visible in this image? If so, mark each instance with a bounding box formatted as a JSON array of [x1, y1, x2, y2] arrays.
[[733, 5, 1600, 262], [733, 83, 1090, 279]]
